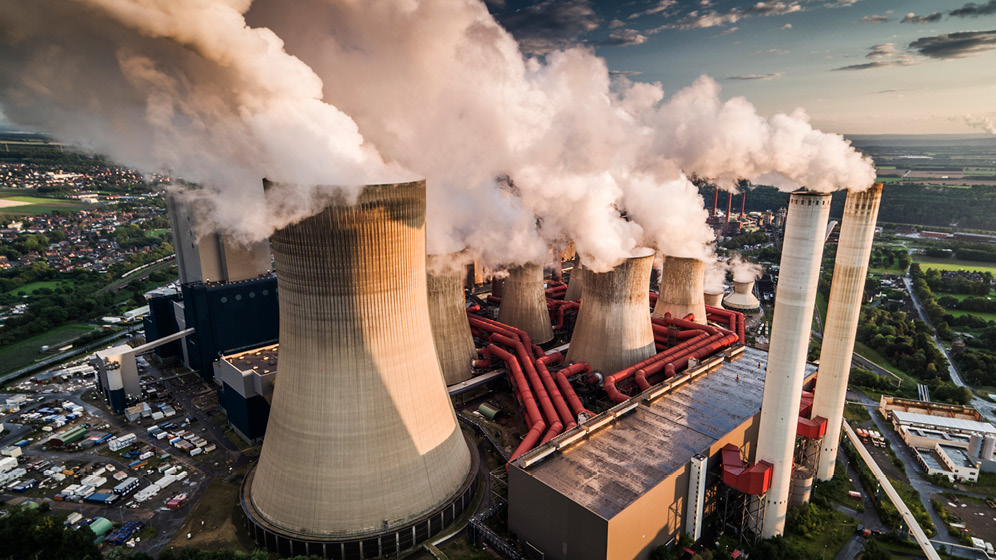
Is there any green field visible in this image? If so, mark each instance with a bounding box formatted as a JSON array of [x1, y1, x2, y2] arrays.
[[11, 280, 71, 295], [914, 256, 996, 276], [964, 167, 996, 176], [149, 229, 171, 238], [0, 323, 98, 376], [942, 308, 996, 323], [0, 194, 89, 215], [876, 166, 897, 170]]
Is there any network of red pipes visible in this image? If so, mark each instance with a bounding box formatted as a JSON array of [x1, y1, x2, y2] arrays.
[[470, 282, 746, 462]]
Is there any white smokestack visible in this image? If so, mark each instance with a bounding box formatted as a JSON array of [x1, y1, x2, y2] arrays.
[[567, 249, 656, 374], [654, 257, 707, 324], [812, 184, 883, 481], [755, 191, 831, 538]]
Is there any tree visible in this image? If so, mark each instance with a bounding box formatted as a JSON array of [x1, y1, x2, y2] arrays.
[[0, 505, 102, 560]]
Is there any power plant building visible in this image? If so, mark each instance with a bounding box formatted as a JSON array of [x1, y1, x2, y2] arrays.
[[214, 345, 278, 444]]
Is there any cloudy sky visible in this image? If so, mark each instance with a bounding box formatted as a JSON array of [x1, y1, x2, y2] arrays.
[[489, 0, 996, 134]]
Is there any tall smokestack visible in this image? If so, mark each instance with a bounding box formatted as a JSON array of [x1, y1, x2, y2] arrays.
[[427, 254, 478, 385], [712, 187, 719, 218], [499, 263, 555, 343], [246, 181, 472, 549], [756, 191, 831, 538], [740, 192, 746, 218], [653, 257, 707, 325], [567, 250, 656, 373], [812, 184, 883, 481], [725, 191, 733, 232]]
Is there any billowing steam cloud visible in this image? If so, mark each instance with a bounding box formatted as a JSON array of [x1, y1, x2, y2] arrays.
[[965, 114, 996, 135], [728, 253, 763, 283], [0, 0, 875, 273]]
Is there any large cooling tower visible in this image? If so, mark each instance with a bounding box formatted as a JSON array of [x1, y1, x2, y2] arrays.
[[167, 192, 271, 285], [653, 257, 707, 324], [565, 258, 584, 302], [244, 181, 473, 555], [498, 263, 555, 344], [723, 280, 761, 313], [427, 254, 477, 385], [704, 289, 725, 307], [567, 250, 656, 374], [756, 191, 831, 538], [812, 184, 883, 481]]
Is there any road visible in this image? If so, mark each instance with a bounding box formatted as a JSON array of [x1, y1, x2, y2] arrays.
[[901, 275, 996, 423], [0, 325, 142, 385]]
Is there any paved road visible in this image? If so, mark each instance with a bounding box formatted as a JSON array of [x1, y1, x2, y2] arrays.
[[901, 275, 996, 423]]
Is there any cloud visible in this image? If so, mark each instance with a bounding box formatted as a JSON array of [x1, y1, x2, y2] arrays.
[[866, 43, 901, 58], [628, 0, 677, 19], [495, 0, 600, 54], [609, 19, 626, 28], [726, 72, 783, 80], [782, 23, 793, 29], [910, 30, 996, 58], [860, 15, 889, 23], [598, 28, 649, 47], [666, 1, 802, 29], [901, 12, 942, 24], [950, 0, 996, 18], [609, 70, 645, 76], [965, 114, 996, 134], [833, 43, 920, 70], [718, 26, 739, 35], [833, 0, 860, 5]]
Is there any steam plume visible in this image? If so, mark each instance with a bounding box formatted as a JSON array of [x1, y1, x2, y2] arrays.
[[965, 114, 996, 135], [728, 253, 763, 283], [0, 0, 875, 272]]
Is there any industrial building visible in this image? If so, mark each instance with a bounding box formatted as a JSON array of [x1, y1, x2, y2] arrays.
[[213, 345, 277, 444]]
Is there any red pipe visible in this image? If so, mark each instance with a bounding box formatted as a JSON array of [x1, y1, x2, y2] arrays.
[[483, 344, 546, 462], [649, 291, 658, 307], [486, 294, 502, 305], [553, 362, 596, 418], [705, 305, 745, 344], [466, 303, 481, 313], [469, 314, 543, 359], [535, 353, 577, 431], [489, 333, 563, 443], [548, 299, 579, 330]]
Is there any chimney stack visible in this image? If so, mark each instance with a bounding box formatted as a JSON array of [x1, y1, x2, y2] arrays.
[[653, 257, 707, 324], [812, 184, 883, 481], [427, 254, 478, 385], [246, 181, 472, 551], [498, 262, 555, 344], [567, 250, 656, 374], [755, 191, 831, 538]]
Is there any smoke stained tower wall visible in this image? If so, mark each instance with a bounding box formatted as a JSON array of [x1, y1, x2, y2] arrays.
[[755, 191, 831, 538], [246, 181, 472, 546], [812, 184, 883, 481], [567, 250, 656, 374], [498, 263, 555, 344], [654, 257, 707, 324], [427, 254, 477, 385]]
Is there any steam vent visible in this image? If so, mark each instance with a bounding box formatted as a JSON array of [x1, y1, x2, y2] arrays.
[[498, 262, 555, 344], [427, 253, 477, 385], [654, 256, 707, 324], [243, 181, 475, 558], [567, 250, 656, 374]]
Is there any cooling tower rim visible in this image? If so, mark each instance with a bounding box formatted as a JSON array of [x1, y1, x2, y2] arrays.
[[242, 433, 479, 544]]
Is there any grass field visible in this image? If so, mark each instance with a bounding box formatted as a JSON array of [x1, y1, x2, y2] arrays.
[[0, 323, 98, 375], [914, 256, 996, 276], [0, 194, 89, 215], [11, 280, 71, 295], [149, 229, 171, 238], [852, 340, 921, 389], [942, 308, 996, 323], [165, 475, 257, 554]]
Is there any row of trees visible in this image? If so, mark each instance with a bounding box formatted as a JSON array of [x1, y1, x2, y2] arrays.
[[855, 306, 949, 383]]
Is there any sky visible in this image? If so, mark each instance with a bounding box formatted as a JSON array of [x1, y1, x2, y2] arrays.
[[488, 0, 996, 134]]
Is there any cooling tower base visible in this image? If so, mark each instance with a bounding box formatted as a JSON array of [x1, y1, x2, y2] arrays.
[[240, 433, 480, 559]]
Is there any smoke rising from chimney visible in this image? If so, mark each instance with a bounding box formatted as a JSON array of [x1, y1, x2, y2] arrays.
[[728, 253, 763, 283], [0, 0, 876, 272]]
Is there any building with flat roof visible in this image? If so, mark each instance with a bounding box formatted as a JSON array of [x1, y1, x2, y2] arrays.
[[213, 344, 277, 444], [507, 347, 816, 560]]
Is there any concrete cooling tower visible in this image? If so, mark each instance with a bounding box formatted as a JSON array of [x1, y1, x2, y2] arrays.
[[755, 191, 831, 538], [498, 263, 555, 344], [427, 254, 477, 385], [704, 289, 725, 308], [653, 257, 707, 325], [723, 281, 761, 313], [243, 181, 475, 558], [567, 250, 656, 374], [564, 258, 584, 302], [812, 184, 883, 481]]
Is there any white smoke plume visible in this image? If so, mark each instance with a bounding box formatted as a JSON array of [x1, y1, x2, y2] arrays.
[[0, 0, 876, 273], [965, 114, 996, 135], [704, 256, 728, 294], [728, 253, 763, 283]]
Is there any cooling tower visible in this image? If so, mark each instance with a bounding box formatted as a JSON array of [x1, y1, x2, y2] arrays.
[[167, 192, 271, 285], [244, 181, 474, 555], [498, 263, 555, 344], [755, 191, 831, 538], [427, 253, 477, 385], [812, 184, 882, 481], [704, 289, 725, 307], [723, 281, 761, 313], [565, 258, 584, 302], [567, 250, 656, 374], [653, 257, 707, 324]]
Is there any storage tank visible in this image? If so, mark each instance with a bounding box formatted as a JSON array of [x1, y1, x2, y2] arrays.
[[811, 184, 883, 481], [567, 249, 656, 374], [969, 434, 984, 458], [982, 435, 996, 461], [653, 257, 707, 324], [755, 191, 832, 538], [245, 181, 473, 554], [723, 281, 761, 313], [498, 263, 555, 344], [427, 253, 477, 385]]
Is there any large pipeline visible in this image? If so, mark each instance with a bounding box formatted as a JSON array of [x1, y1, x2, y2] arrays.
[[488, 332, 564, 443], [483, 344, 546, 462]]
